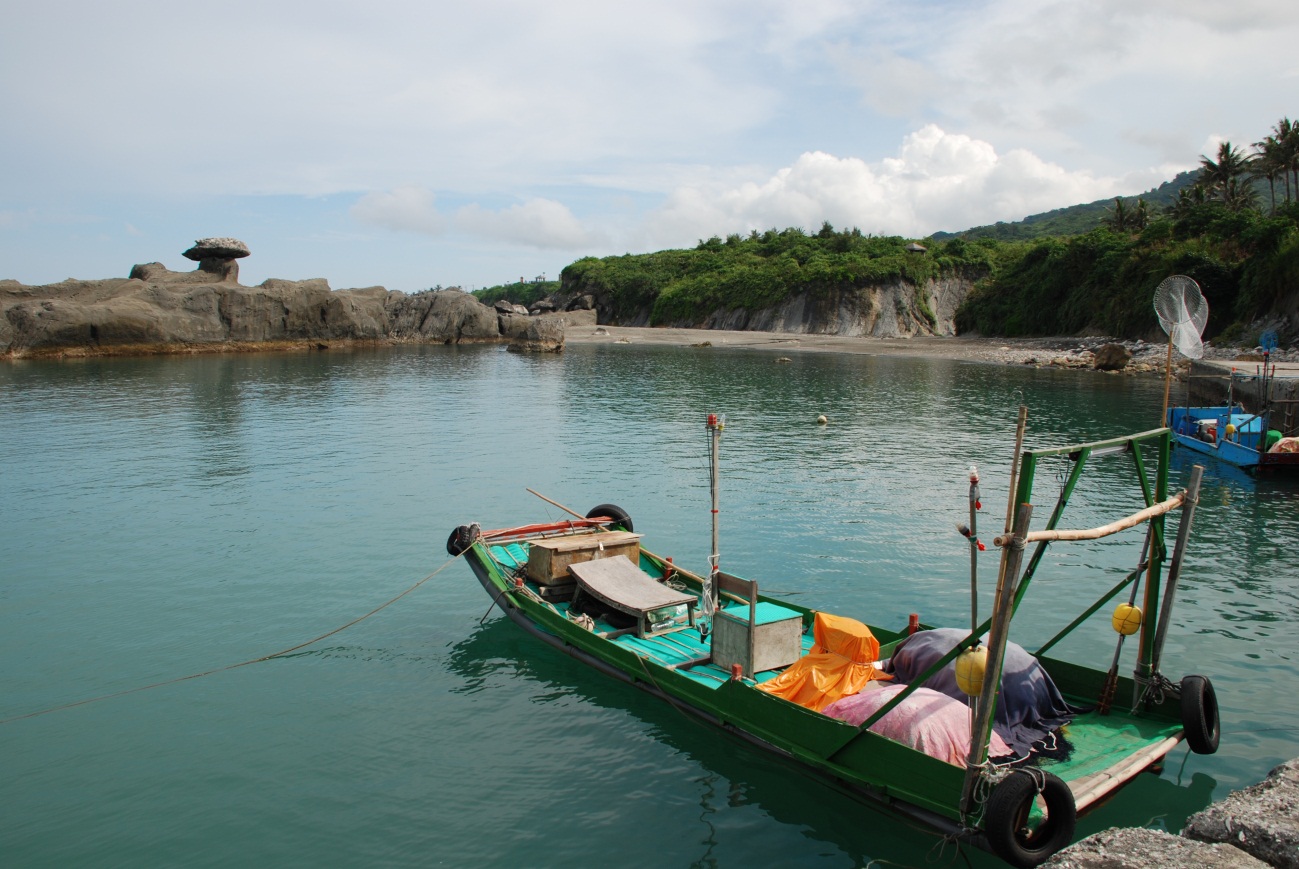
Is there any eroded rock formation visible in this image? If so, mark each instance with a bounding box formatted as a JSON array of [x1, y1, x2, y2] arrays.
[[1, 239, 565, 357]]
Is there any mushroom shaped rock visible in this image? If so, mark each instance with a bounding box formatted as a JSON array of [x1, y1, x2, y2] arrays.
[[182, 237, 250, 282]]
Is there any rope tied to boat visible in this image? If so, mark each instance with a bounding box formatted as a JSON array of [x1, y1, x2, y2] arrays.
[[1139, 671, 1177, 708], [2, 551, 468, 725]]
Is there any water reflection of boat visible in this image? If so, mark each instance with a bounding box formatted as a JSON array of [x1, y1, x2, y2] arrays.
[[446, 617, 1219, 866], [448, 416, 1221, 867]]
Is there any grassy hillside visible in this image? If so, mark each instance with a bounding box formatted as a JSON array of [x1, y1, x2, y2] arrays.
[[954, 200, 1299, 341], [932, 172, 1200, 242]]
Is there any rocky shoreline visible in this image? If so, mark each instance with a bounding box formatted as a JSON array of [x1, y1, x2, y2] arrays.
[[7, 239, 1295, 370]]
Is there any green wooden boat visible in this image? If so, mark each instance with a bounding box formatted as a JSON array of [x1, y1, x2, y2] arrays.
[[448, 413, 1219, 867]]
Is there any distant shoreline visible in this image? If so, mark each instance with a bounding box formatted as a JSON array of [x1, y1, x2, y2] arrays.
[[10, 321, 1265, 378], [564, 324, 1173, 371]]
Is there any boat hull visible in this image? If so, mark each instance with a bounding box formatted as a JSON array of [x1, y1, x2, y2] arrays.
[[459, 525, 1187, 864]]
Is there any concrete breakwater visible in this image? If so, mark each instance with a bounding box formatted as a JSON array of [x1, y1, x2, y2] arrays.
[[1, 240, 586, 358]]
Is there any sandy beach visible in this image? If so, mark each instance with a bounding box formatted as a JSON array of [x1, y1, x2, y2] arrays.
[[565, 324, 1167, 369], [564, 324, 1299, 379]]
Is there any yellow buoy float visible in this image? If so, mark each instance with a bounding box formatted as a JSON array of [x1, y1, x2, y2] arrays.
[[1112, 603, 1143, 636], [955, 645, 988, 696]]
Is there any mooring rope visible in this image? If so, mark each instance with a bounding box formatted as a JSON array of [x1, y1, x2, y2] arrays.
[[0, 553, 464, 725]]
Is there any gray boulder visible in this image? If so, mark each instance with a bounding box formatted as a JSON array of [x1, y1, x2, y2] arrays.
[[1094, 343, 1133, 371], [497, 311, 532, 339], [387, 289, 500, 343], [508, 314, 565, 353], [1044, 827, 1268, 869], [1184, 759, 1299, 868]]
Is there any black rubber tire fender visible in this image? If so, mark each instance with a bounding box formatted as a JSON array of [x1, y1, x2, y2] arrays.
[[586, 504, 633, 532], [446, 524, 480, 557], [1181, 674, 1221, 755], [983, 770, 1077, 869]]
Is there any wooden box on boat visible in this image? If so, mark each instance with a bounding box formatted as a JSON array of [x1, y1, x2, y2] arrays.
[[525, 530, 643, 584], [712, 602, 803, 675]]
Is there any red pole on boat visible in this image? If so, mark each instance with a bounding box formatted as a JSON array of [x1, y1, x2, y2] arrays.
[[968, 465, 980, 634], [704, 413, 724, 625]]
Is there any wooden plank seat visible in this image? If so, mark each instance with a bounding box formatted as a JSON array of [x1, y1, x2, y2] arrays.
[[567, 555, 697, 638]]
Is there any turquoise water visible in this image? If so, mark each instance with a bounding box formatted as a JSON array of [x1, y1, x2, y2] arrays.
[[2, 344, 1297, 867]]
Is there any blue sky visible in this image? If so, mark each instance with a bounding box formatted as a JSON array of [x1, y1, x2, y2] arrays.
[[3, 1, 1297, 293]]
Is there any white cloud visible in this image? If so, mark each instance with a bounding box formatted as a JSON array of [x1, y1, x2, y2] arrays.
[[350, 187, 447, 235], [455, 199, 604, 250], [4, 1, 1299, 290], [643, 126, 1124, 245]]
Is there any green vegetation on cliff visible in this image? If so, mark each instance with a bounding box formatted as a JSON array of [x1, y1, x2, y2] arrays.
[[954, 203, 1299, 339], [560, 225, 1004, 325], [472, 280, 559, 307], [956, 116, 1299, 340]]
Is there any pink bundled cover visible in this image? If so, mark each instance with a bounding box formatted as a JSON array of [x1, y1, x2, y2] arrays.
[[822, 683, 1013, 765]]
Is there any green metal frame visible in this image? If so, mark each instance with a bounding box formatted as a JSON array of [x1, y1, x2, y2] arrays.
[[1010, 428, 1173, 675]]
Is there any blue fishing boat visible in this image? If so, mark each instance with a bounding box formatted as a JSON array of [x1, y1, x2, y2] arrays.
[[1166, 359, 1299, 474]]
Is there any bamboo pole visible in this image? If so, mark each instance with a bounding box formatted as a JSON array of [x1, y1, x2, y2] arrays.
[[1150, 465, 1204, 681], [1003, 406, 1029, 534], [992, 491, 1185, 547], [1160, 337, 1175, 427], [526, 487, 589, 521], [960, 503, 1034, 817]]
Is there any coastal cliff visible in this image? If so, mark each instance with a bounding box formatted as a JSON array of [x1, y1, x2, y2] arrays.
[[550, 267, 975, 338]]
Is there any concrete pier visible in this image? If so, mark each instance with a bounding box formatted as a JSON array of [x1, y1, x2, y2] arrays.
[[1185, 359, 1299, 432]]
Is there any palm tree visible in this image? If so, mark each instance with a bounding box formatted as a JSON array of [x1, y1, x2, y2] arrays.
[[1252, 135, 1283, 213], [1169, 186, 1206, 221], [1133, 198, 1150, 229], [1222, 177, 1259, 213], [1199, 141, 1251, 203], [1281, 118, 1299, 203], [1105, 197, 1130, 231]]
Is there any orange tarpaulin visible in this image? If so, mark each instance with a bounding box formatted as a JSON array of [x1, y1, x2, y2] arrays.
[[756, 612, 891, 711]]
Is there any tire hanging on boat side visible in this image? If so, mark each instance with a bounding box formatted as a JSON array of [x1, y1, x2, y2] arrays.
[[1180, 674, 1220, 754], [983, 770, 1076, 869], [447, 523, 480, 556], [586, 504, 633, 532]]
